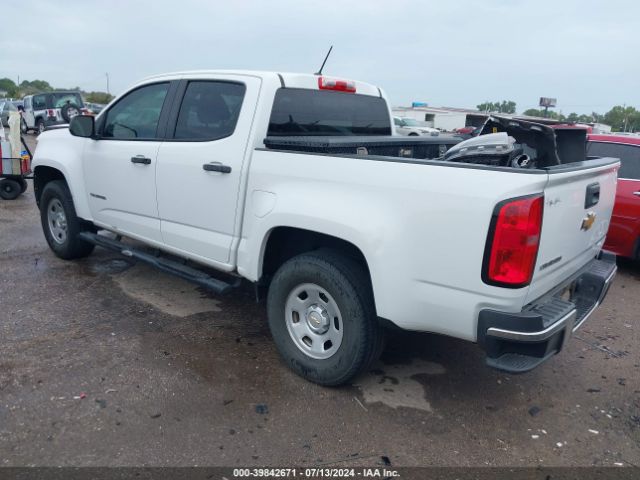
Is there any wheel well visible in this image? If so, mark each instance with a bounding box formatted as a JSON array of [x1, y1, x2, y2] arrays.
[[33, 166, 66, 207], [262, 227, 372, 284]]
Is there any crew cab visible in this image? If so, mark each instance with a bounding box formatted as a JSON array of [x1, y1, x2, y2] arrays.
[[32, 70, 618, 385]]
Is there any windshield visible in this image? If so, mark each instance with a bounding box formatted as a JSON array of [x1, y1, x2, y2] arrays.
[[50, 93, 84, 108]]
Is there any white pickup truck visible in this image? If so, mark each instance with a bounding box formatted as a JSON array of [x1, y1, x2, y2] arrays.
[[32, 70, 619, 385]]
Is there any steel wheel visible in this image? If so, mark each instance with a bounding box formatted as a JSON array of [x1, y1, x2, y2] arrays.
[[284, 282, 343, 359], [47, 198, 68, 244]]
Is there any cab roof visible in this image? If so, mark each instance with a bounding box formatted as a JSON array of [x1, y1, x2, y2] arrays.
[[140, 70, 382, 97]]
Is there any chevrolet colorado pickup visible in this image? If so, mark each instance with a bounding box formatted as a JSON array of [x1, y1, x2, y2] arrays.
[[32, 70, 619, 385]]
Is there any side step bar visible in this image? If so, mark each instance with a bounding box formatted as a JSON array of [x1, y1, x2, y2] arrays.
[[79, 232, 241, 294]]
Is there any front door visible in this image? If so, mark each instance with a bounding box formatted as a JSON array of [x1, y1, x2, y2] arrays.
[[83, 81, 174, 243], [156, 76, 260, 267]]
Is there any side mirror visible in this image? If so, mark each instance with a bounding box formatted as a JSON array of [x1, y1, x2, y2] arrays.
[[69, 115, 95, 138]]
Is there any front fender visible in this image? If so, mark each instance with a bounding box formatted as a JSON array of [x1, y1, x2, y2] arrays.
[[32, 129, 92, 220]]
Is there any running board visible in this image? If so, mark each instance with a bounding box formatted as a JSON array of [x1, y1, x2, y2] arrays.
[[79, 232, 241, 294]]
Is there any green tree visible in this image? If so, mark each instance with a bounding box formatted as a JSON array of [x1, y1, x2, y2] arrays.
[[522, 108, 564, 120], [477, 100, 517, 114], [603, 105, 639, 132], [18, 79, 54, 95], [0, 78, 18, 97], [523, 108, 543, 117], [84, 91, 114, 104]]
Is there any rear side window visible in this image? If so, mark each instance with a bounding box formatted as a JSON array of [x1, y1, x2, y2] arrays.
[[173, 81, 246, 141], [267, 88, 391, 136], [33, 95, 46, 110], [587, 141, 640, 179]]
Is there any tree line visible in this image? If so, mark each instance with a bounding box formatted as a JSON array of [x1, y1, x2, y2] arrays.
[[0, 78, 114, 104], [478, 100, 638, 132]]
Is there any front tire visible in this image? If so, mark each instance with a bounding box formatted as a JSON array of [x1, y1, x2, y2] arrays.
[[40, 180, 95, 259], [267, 250, 383, 386]]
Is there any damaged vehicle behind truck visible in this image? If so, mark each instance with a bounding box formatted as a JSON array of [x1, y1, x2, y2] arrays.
[[32, 70, 618, 385]]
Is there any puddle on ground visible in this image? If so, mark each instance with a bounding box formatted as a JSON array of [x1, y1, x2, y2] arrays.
[[90, 258, 134, 275], [113, 264, 222, 317], [354, 358, 445, 411]]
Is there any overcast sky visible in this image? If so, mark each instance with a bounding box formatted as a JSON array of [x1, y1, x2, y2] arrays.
[[2, 0, 638, 114]]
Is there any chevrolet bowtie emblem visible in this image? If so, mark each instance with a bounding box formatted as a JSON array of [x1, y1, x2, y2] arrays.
[[581, 212, 596, 231]]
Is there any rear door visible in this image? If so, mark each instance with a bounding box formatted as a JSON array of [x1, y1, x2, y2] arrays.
[[525, 159, 619, 303], [588, 141, 640, 257], [155, 75, 261, 267], [23, 96, 35, 128]]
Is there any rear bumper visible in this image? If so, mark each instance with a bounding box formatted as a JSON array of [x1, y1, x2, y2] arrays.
[[477, 251, 617, 373]]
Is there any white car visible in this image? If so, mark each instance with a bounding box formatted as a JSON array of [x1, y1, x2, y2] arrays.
[[32, 70, 618, 385], [394, 116, 439, 136], [22, 91, 86, 134]]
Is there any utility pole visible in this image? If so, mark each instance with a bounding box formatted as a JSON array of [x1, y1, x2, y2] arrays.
[[105, 73, 110, 94]]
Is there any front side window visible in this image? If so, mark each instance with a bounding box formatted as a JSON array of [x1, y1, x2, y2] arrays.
[[102, 83, 169, 140], [173, 81, 246, 140], [587, 142, 640, 179], [268, 88, 392, 136]]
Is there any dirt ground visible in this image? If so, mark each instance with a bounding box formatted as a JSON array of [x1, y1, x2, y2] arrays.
[[0, 134, 638, 468]]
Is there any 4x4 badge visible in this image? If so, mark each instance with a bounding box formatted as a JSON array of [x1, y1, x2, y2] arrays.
[[581, 212, 596, 231]]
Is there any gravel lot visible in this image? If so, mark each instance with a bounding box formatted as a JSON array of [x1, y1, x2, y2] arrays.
[[0, 134, 638, 468]]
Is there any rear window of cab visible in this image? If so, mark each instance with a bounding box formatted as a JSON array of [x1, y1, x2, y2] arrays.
[[267, 88, 391, 136]]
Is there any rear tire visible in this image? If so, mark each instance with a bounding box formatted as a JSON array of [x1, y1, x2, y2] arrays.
[[267, 249, 383, 386], [0, 179, 22, 200], [18, 178, 28, 194], [40, 180, 95, 259]]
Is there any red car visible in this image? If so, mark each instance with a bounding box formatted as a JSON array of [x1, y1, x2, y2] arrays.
[[587, 134, 640, 260]]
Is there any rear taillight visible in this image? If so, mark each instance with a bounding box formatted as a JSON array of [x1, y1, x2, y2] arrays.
[[482, 195, 544, 288], [317, 76, 356, 93], [47, 109, 55, 117]]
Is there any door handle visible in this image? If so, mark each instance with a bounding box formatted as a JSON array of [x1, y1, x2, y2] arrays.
[[131, 155, 151, 165], [203, 162, 232, 173], [633, 191, 640, 197]]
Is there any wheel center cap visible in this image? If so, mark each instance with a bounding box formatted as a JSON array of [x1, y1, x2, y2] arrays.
[[306, 305, 329, 334]]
